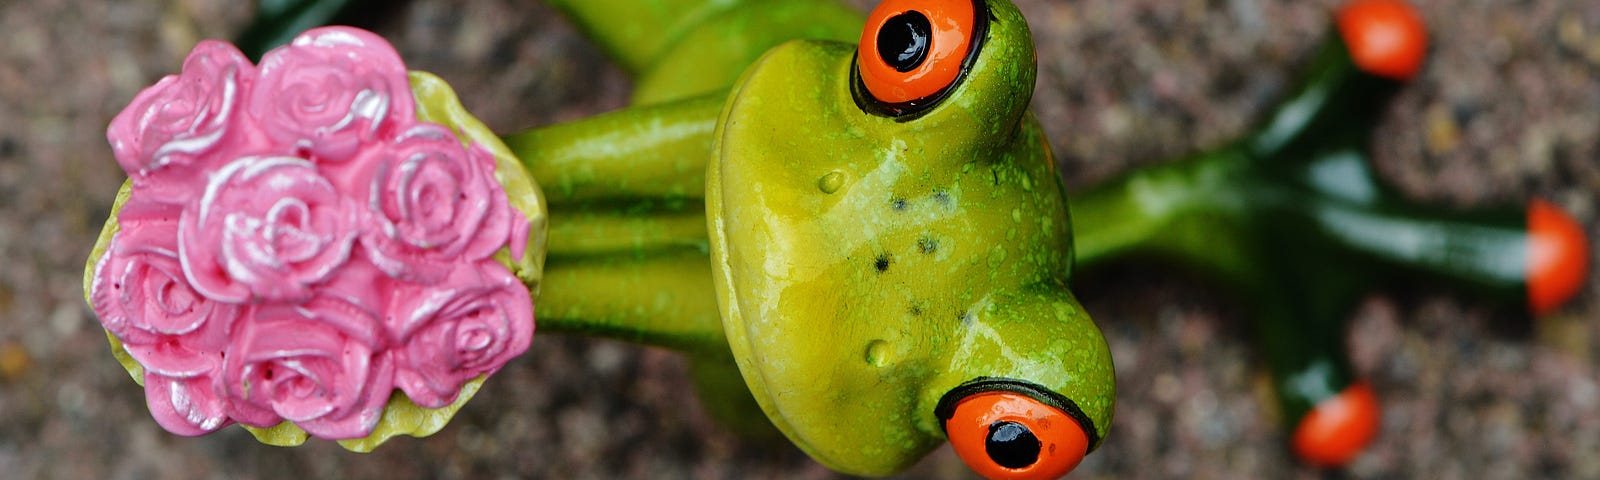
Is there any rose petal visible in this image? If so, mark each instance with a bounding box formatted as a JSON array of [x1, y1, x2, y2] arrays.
[[145, 371, 232, 436], [392, 261, 533, 408], [249, 27, 414, 163]]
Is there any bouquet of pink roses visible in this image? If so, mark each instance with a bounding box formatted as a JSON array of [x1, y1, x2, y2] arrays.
[[86, 27, 545, 447]]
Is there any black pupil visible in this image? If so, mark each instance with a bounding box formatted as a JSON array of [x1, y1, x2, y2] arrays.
[[986, 421, 1041, 469], [876, 11, 932, 72]]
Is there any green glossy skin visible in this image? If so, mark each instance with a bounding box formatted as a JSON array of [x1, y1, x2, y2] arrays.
[[518, 0, 1568, 467], [508, 97, 728, 355], [524, 0, 1118, 475], [706, 2, 1112, 474], [517, 2, 1542, 469], [545, 0, 863, 105]]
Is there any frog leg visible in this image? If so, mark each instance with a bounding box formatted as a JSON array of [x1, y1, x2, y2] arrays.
[[1070, 0, 1588, 467], [544, 0, 861, 101]]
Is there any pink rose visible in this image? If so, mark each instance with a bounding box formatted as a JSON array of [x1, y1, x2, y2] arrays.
[[144, 369, 232, 436], [94, 25, 542, 443], [361, 124, 514, 283], [221, 297, 392, 438], [90, 223, 237, 376], [248, 27, 415, 162], [391, 262, 533, 408], [108, 41, 252, 189], [179, 156, 359, 303]]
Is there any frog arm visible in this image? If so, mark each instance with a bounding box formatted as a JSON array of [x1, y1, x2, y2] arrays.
[[502, 93, 778, 432], [544, 0, 863, 104], [627, 0, 863, 105], [504, 93, 721, 204], [501, 93, 730, 357], [541, 0, 745, 76], [537, 249, 725, 355]]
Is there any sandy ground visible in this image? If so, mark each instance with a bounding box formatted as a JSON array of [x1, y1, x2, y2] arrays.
[[1, 0, 1597, 478]]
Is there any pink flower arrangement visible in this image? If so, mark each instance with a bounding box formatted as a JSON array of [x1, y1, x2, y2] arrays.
[[91, 27, 533, 440]]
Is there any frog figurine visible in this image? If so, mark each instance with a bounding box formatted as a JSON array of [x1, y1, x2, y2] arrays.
[[98, 0, 1589, 475], [517, 0, 1116, 477], [521, 0, 1589, 471]]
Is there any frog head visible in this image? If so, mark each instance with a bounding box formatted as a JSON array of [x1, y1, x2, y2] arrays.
[[705, 0, 1115, 477]]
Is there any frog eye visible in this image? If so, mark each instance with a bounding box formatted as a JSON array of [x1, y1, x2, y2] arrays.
[[856, 0, 984, 113], [943, 391, 1089, 479]]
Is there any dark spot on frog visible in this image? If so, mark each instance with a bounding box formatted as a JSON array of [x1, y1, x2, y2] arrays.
[[917, 236, 938, 254], [891, 197, 907, 211], [908, 303, 923, 316], [932, 190, 950, 206], [874, 253, 892, 272], [958, 310, 974, 325]]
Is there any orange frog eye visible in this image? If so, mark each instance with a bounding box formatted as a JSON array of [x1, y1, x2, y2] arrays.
[[856, 0, 984, 112], [942, 391, 1091, 480]]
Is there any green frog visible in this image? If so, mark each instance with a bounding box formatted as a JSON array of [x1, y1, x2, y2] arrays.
[[511, 0, 1115, 477], [519, 0, 1587, 472]]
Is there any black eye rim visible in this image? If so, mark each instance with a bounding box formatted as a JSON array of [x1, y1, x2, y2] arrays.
[[850, 0, 992, 121], [935, 376, 1103, 453]]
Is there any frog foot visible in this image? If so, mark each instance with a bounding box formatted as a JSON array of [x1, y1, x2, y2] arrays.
[[1291, 382, 1381, 468], [1527, 199, 1590, 317]]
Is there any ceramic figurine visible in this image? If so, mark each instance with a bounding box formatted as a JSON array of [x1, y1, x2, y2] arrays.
[[88, 0, 1591, 478], [525, 0, 1589, 468]]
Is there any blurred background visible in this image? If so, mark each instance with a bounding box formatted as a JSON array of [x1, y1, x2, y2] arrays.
[[1, 0, 1597, 478]]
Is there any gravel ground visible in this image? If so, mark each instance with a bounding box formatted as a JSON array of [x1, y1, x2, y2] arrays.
[[1, 0, 1597, 478]]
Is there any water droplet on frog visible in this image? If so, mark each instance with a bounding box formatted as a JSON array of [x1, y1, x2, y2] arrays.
[[818, 171, 845, 194], [864, 340, 891, 367]]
